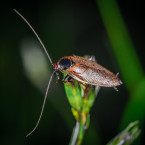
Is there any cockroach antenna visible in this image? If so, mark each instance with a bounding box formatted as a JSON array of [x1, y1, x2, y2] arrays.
[[14, 9, 55, 137], [13, 9, 53, 66], [26, 70, 55, 137]]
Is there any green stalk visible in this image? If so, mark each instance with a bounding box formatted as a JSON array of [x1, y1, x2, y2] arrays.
[[77, 117, 84, 145], [69, 122, 80, 145]]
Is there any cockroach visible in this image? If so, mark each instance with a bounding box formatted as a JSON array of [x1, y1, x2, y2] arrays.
[[55, 55, 122, 87], [14, 9, 122, 137]]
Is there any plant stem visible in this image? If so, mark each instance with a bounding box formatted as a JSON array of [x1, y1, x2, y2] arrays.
[[69, 117, 85, 145], [69, 121, 80, 145], [76, 115, 85, 145]]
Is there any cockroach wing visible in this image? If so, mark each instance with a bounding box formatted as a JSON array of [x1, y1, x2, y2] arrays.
[[69, 55, 122, 87]]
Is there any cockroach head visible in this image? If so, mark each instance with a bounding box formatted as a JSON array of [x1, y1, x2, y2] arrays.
[[54, 63, 59, 71]]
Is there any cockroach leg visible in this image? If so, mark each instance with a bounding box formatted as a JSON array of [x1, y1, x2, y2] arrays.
[[116, 72, 119, 77], [56, 72, 60, 83], [85, 55, 96, 61], [87, 55, 91, 60], [84, 85, 91, 98], [67, 76, 74, 82], [114, 87, 119, 91], [62, 74, 69, 82], [88, 56, 94, 61], [62, 75, 74, 84]]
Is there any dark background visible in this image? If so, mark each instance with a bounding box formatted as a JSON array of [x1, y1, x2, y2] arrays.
[[0, 0, 145, 145]]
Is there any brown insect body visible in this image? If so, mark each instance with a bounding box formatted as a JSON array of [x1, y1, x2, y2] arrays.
[[55, 55, 122, 87]]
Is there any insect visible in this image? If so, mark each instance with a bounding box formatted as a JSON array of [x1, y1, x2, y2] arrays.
[[55, 55, 122, 87], [14, 9, 122, 137]]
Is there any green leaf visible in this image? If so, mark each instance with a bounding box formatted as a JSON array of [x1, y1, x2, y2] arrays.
[[107, 121, 141, 145]]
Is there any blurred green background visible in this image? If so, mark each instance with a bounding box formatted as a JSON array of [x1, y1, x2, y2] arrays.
[[0, 0, 145, 145]]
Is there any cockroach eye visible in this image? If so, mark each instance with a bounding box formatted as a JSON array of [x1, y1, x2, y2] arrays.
[[59, 59, 71, 70]]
